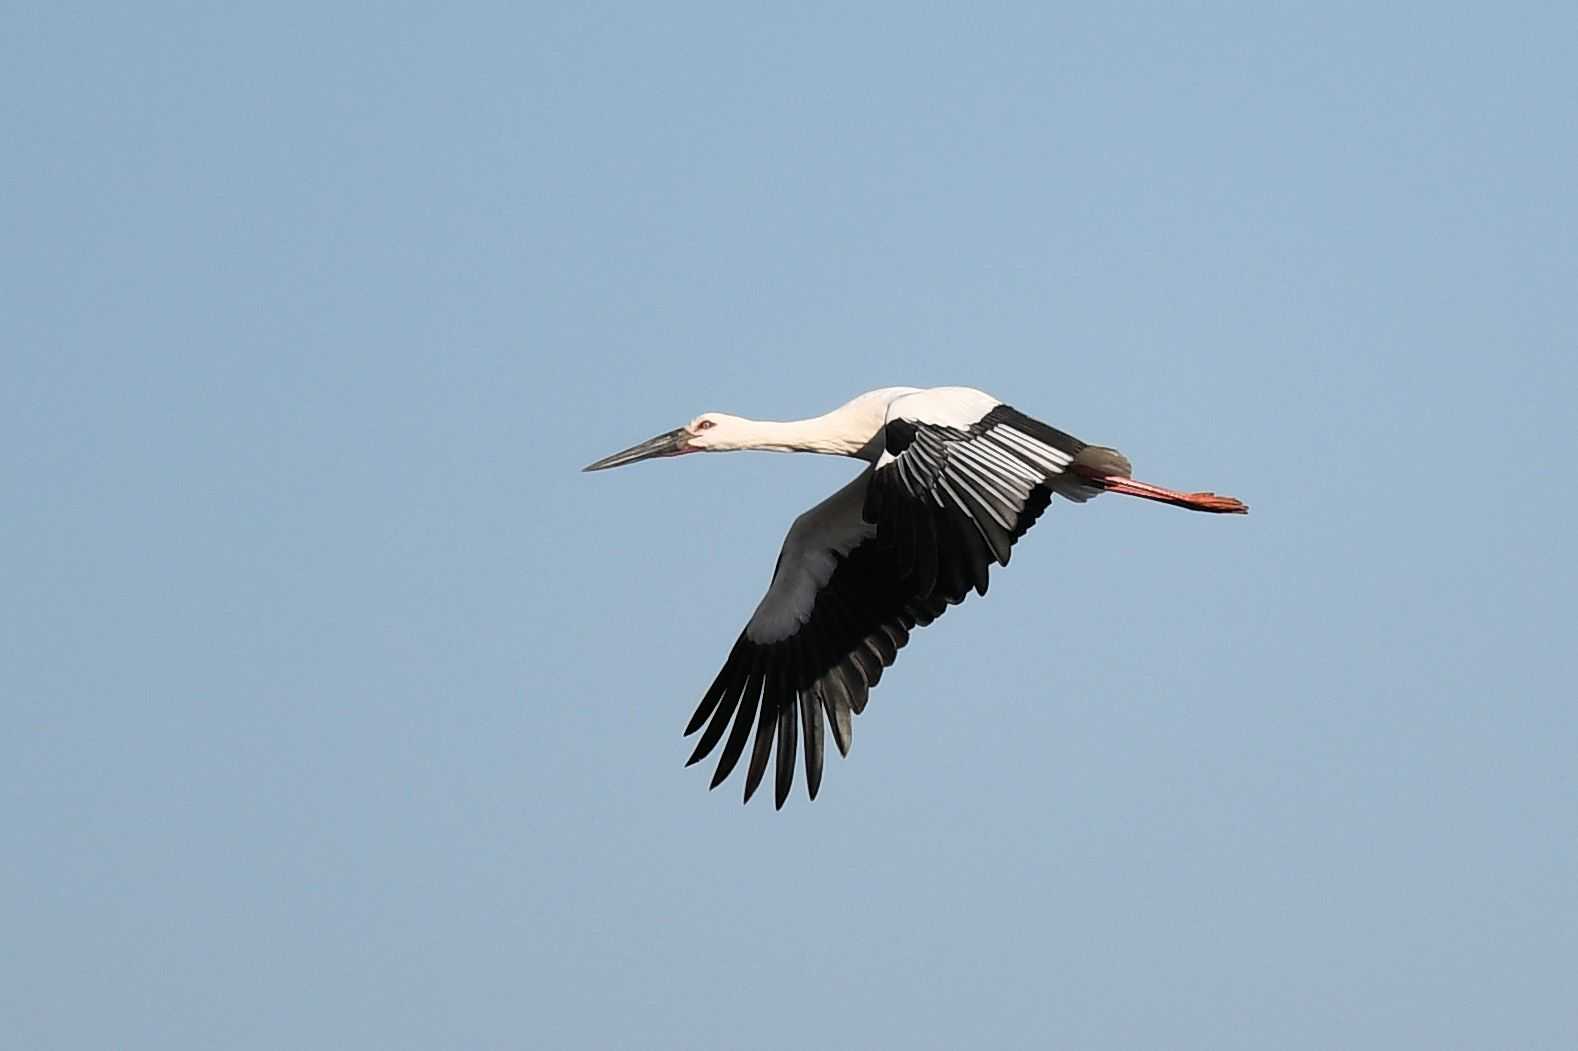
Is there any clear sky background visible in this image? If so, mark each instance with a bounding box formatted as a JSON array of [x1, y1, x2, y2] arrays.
[[5, 4, 1576, 1048]]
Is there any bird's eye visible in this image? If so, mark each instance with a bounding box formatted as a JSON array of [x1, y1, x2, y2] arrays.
[[695, 419, 714, 431]]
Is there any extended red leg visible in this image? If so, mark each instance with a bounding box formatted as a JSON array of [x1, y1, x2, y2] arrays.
[[1091, 474, 1248, 514]]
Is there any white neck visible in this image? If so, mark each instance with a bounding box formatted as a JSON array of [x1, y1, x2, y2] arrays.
[[705, 388, 914, 462], [731, 414, 871, 457], [723, 397, 894, 460]]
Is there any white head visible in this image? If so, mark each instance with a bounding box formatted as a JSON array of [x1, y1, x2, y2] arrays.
[[682, 413, 758, 452], [584, 390, 911, 472], [582, 412, 752, 471]]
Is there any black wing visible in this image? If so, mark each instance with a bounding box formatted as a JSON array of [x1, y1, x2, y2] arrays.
[[683, 403, 1116, 807]]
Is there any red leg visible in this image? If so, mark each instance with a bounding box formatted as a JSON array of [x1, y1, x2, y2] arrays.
[[1094, 475, 1249, 514]]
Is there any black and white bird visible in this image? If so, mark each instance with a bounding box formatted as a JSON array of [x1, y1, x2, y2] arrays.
[[584, 386, 1246, 808]]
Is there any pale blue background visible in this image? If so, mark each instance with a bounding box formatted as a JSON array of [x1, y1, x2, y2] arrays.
[[5, 4, 1576, 1048]]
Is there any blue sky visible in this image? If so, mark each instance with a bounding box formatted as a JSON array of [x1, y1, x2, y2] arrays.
[[5, 4, 1576, 1048]]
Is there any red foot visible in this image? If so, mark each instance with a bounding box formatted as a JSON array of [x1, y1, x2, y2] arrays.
[[1097, 476, 1249, 514]]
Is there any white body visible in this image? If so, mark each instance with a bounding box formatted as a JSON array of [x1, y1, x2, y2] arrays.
[[723, 386, 1079, 644]]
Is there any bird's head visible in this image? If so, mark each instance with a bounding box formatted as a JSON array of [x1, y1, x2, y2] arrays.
[[582, 413, 749, 471]]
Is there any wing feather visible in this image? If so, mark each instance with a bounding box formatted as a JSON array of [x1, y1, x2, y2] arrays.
[[709, 663, 762, 787], [743, 687, 776, 804], [773, 695, 797, 809], [800, 690, 824, 799]]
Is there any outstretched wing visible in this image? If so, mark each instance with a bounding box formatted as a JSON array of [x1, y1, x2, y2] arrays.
[[682, 470, 925, 810], [684, 392, 1124, 807]]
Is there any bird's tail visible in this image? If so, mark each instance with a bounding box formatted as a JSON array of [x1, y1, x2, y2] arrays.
[[1052, 446, 1131, 504]]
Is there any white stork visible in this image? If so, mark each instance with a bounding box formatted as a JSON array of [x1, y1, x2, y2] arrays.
[[584, 386, 1246, 808]]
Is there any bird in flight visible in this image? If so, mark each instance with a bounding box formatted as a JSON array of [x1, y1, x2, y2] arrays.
[[584, 386, 1246, 808]]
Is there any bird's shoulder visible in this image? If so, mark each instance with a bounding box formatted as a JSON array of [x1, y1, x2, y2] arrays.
[[876, 387, 1007, 467], [883, 386, 1003, 430]]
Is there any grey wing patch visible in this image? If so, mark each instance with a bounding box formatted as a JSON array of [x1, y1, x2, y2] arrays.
[[871, 403, 1091, 568], [745, 473, 876, 646]]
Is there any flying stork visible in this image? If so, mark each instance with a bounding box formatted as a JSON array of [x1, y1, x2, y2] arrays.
[[584, 386, 1246, 808]]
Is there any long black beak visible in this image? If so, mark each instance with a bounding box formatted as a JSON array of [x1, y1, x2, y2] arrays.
[[582, 427, 692, 472]]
